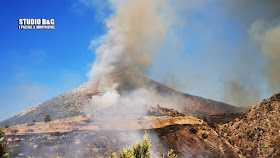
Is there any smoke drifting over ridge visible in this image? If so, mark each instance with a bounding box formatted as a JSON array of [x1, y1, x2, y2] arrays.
[[224, 0, 280, 106], [250, 20, 280, 92], [87, 0, 280, 108]]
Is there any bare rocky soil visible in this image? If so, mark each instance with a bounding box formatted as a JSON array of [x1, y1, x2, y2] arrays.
[[6, 123, 239, 158]]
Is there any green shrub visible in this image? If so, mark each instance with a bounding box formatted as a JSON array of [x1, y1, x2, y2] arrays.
[[110, 152, 117, 158], [202, 132, 208, 139], [133, 134, 151, 158], [45, 114, 51, 123], [190, 125, 198, 134], [0, 128, 8, 157], [119, 147, 135, 158], [93, 136, 108, 148], [111, 133, 177, 158], [52, 154, 63, 158], [165, 149, 178, 158], [119, 133, 151, 158]]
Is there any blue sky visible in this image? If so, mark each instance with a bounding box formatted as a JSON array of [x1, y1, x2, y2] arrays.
[[0, 0, 109, 121], [0, 0, 276, 121]]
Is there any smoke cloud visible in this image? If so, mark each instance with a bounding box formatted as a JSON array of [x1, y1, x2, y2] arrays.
[[87, 0, 280, 107], [85, 1, 176, 156], [249, 21, 280, 92], [88, 0, 169, 91], [220, 0, 280, 106]]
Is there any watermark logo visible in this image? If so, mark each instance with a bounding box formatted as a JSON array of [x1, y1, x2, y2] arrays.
[[18, 18, 55, 29]]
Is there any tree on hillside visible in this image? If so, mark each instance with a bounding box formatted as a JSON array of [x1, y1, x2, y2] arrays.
[[44, 114, 51, 123], [0, 128, 8, 157], [3, 124, 9, 129]]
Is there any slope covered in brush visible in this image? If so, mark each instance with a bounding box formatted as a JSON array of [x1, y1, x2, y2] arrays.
[[217, 93, 280, 158]]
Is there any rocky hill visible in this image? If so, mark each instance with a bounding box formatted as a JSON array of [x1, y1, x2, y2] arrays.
[[0, 82, 93, 126], [217, 93, 280, 158], [0, 74, 247, 127]]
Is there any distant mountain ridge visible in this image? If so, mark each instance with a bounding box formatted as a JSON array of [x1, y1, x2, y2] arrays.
[[0, 74, 248, 126]]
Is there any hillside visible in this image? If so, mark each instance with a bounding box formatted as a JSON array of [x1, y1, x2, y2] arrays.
[[0, 82, 93, 126], [4, 105, 203, 135], [4, 106, 240, 158], [0, 74, 247, 127], [217, 93, 280, 158]]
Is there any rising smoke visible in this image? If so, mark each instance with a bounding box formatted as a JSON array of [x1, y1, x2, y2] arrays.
[[87, 0, 280, 108], [85, 0, 174, 156], [87, 0, 173, 110], [224, 0, 280, 106], [249, 20, 280, 93]]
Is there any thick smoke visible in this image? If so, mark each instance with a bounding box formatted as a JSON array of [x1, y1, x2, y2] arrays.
[[150, 0, 280, 106], [87, 0, 280, 107], [249, 21, 280, 92], [86, 0, 175, 113], [223, 0, 280, 106], [85, 0, 174, 156], [88, 0, 168, 92]]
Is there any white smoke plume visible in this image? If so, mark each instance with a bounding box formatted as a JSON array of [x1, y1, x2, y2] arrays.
[[86, 0, 173, 111]]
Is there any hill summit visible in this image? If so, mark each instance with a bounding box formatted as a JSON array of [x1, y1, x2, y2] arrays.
[[0, 74, 247, 126]]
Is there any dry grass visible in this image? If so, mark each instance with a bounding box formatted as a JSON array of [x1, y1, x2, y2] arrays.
[[5, 115, 203, 135]]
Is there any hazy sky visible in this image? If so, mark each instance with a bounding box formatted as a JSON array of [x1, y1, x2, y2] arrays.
[[0, 0, 279, 121]]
